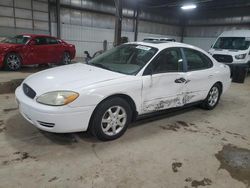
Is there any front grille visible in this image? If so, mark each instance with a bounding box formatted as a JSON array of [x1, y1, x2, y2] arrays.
[[213, 54, 233, 63], [23, 83, 36, 99], [37, 121, 55, 128]]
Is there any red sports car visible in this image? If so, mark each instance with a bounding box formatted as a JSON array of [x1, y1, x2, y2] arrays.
[[0, 34, 75, 71]]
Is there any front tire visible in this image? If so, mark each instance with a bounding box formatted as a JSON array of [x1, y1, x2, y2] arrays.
[[201, 83, 221, 110], [90, 97, 132, 141], [61, 52, 71, 65], [4, 53, 22, 71]]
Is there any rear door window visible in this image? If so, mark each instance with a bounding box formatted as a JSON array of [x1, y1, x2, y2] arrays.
[[183, 48, 213, 71], [34, 37, 48, 45], [47, 37, 59, 45]]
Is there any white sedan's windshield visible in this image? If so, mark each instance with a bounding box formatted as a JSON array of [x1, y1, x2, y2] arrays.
[[88, 44, 158, 75]]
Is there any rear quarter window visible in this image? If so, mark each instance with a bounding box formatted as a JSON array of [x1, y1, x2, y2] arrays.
[[183, 48, 213, 71]]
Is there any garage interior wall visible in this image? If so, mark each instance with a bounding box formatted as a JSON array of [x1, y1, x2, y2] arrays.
[[0, 0, 50, 38], [50, 0, 181, 57], [1, 0, 250, 57]]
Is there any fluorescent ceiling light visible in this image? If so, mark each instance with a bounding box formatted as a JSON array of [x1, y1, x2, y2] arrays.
[[181, 4, 197, 10]]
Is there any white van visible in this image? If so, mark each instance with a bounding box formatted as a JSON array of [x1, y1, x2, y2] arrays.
[[209, 30, 250, 69]]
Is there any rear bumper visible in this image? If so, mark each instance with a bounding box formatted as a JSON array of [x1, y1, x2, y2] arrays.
[[224, 63, 248, 76], [15, 86, 95, 133], [70, 47, 76, 59], [225, 63, 248, 83], [223, 79, 231, 94], [226, 62, 248, 69], [0, 54, 4, 68]]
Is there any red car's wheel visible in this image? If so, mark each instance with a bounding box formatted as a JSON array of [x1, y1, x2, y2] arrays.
[[4, 53, 22, 71], [61, 52, 71, 65]]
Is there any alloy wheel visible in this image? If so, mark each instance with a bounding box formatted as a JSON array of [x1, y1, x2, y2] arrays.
[[7, 54, 21, 70], [101, 106, 127, 136], [63, 53, 71, 65], [208, 86, 219, 107]]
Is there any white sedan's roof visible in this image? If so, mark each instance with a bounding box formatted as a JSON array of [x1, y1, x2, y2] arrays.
[[129, 41, 201, 51]]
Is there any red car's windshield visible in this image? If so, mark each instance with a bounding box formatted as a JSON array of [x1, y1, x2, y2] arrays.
[[1, 35, 31, 44]]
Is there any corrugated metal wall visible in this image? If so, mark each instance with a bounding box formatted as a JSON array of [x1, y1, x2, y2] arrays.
[[3, 0, 248, 56], [50, 4, 181, 57], [0, 0, 181, 57], [51, 7, 116, 56], [0, 0, 50, 36], [183, 16, 250, 51]]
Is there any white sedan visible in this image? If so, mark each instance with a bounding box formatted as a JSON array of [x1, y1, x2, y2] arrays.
[[15, 42, 231, 141]]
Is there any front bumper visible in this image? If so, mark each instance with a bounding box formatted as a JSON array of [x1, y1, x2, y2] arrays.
[[15, 86, 95, 133]]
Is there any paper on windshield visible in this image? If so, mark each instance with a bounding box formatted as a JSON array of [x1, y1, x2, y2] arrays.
[[136, 45, 151, 51], [245, 37, 250, 41]]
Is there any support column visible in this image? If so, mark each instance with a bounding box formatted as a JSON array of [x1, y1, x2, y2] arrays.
[[133, 7, 139, 41], [114, 0, 122, 46], [56, 0, 61, 38], [48, 0, 51, 35], [180, 18, 186, 43]]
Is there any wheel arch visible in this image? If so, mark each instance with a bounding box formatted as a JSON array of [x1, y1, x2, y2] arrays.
[[4, 51, 23, 69], [4, 51, 23, 60], [88, 93, 138, 131], [64, 50, 73, 59], [214, 81, 223, 93]]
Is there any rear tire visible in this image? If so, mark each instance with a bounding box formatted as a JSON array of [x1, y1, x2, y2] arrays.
[[61, 52, 71, 65], [90, 97, 132, 141], [201, 83, 221, 110], [4, 53, 22, 71]]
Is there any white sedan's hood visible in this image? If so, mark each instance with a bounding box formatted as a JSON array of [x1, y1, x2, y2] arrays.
[[24, 63, 125, 95]]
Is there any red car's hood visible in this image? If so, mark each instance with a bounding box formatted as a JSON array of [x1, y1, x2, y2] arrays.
[[0, 43, 23, 51]]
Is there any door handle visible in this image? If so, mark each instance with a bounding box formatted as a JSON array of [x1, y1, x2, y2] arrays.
[[175, 77, 186, 83]]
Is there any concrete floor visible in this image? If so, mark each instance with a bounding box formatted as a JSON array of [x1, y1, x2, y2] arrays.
[[0, 74, 250, 188]]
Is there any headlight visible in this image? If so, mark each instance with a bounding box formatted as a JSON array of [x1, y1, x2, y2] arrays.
[[235, 54, 247, 59], [36, 91, 79, 106]]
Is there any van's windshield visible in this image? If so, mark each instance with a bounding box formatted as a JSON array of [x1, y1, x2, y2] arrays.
[[213, 37, 250, 50]]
